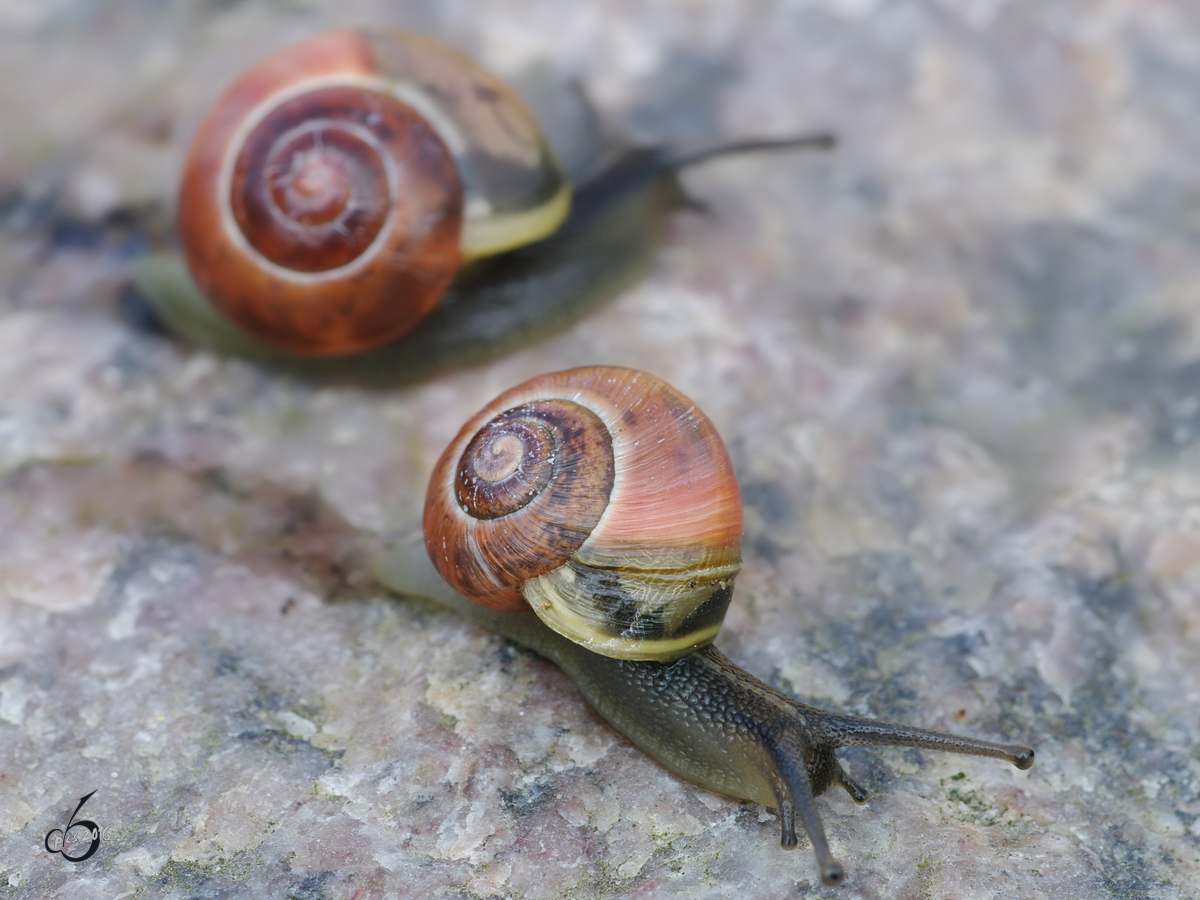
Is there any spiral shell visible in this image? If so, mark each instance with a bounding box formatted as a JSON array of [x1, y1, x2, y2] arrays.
[[424, 367, 743, 662], [178, 29, 569, 356]]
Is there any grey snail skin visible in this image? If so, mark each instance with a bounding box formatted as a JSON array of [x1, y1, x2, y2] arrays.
[[375, 366, 1035, 887], [128, 29, 833, 380]]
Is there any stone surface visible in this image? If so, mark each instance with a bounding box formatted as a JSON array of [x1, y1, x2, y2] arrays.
[[2, 1, 1199, 898]]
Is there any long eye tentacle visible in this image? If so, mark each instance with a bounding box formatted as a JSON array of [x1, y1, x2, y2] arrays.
[[805, 708, 1036, 768]]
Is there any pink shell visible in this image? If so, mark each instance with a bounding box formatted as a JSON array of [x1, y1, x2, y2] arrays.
[[424, 367, 743, 616]]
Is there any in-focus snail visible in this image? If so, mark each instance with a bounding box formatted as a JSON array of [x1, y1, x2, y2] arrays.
[[375, 366, 1034, 887], [129, 29, 833, 377]]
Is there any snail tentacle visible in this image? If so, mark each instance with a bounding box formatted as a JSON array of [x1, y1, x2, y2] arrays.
[[765, 725, 845, 885], [805, 709, 1036, 769], [658, 131, 837, 174]]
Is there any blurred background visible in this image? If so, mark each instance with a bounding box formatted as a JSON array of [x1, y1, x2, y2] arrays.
[[1, 2, 1198, 898]]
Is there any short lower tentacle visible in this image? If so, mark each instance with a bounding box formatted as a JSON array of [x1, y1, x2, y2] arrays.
[[834, 764, 870, 804]]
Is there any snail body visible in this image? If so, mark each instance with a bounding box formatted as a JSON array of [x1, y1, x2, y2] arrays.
[[377, 366, 1035, 887], [130, 28, 834, 374]]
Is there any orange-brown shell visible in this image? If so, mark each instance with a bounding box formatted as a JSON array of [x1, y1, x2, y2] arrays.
[[178, 29, 570, 357], [423, 367, 744, 661], [179, 29, 464, 356]]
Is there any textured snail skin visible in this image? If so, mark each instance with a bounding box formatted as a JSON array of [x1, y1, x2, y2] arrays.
[[373, 541, 1034, 888]]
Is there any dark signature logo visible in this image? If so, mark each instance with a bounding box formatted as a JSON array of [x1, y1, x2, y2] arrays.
[[44, 790, 101, 862]]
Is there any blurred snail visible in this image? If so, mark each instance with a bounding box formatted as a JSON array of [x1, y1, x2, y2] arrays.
[[129, 29, 834, 376], [376, 366, 1035, 887]]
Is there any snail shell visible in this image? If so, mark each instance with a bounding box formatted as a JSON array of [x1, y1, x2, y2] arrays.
[[178, 29, 569, 356], [423, 367, 743, 661]]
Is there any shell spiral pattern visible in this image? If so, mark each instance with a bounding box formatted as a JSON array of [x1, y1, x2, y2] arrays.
[[424, 367, 744, 661], [178, 29, 569, 356]]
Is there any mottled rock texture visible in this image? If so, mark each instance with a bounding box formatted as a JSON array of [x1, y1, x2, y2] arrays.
[[1, 1, 1199, 898]]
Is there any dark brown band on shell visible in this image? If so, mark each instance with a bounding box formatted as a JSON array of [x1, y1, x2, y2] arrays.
[[425, 399, 615, 608], [230, 86, 407, 272], [455, 413, 557, 519]]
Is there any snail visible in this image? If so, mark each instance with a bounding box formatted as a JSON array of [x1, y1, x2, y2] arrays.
[[375, 366, 1035, 887], [129, 29, 834, 377]]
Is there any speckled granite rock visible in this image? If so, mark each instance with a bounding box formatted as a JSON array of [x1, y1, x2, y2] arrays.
[[2, 1, 1199, 898]]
